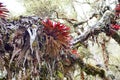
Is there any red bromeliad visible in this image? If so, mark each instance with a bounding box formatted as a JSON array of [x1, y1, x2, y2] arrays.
[[42, 19, 70, 43], [0, 2, 9, 18], [71, 49, 79, 57], [111, 2, 120, 31], [42, 18, 71, 47], [71, 49, 77, 54], [41, 18, 72, 57], [111, 24, 120, 30]]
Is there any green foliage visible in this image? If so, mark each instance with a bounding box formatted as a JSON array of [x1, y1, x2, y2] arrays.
[[23, 0, 77, 19], [56, 71, 64, 79], [24, 0, 58, 17]]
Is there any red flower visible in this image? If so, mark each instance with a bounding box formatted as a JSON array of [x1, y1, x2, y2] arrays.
[[41, 18, 72, 57], [71, 49, 79, 57], [111, 24, 120, 30], [71, 49, 77, 54], [42, 18, 71, 47], [0, 2, 9, 18]]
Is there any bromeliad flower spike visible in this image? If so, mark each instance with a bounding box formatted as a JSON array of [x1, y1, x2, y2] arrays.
[[0, 2, 9, 18]]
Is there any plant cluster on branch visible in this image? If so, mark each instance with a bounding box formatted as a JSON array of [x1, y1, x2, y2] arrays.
[[1, 1, 120, 80]]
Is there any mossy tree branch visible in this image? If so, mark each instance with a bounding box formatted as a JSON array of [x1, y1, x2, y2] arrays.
[[67, 54, 106, 79], [72, 10, 120, 46]]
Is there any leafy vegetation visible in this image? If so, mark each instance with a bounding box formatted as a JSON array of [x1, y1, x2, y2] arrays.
[[0, 0, 120, 80]]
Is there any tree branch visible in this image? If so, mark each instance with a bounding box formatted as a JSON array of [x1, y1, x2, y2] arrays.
[[72, 10, 120, 46], [67, 54, 106, 79]]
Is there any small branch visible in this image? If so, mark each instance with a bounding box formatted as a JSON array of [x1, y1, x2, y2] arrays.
[[72, 10, 120, 46], [73, 20, 88, 27], [51, 10, 77, 24], [73, 13, 98, 27]]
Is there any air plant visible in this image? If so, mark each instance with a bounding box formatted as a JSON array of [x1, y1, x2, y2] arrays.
[[110, 3, 120, 30], [0, 2, 9, 18], [0, 2, 10, 79], [41, 18, 71, 58]]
